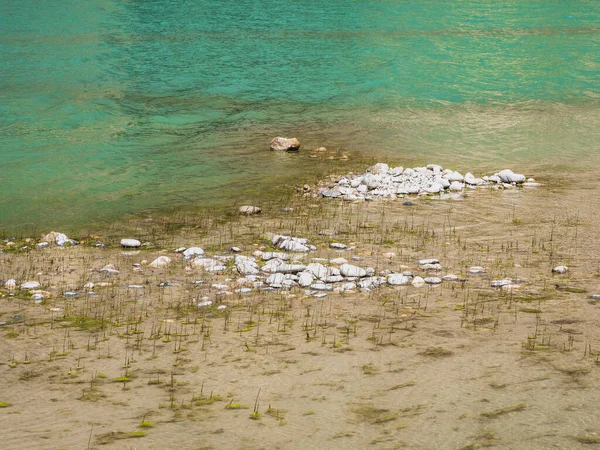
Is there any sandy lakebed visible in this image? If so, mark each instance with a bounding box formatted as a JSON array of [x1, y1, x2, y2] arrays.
[[1, 162, 600, 450]]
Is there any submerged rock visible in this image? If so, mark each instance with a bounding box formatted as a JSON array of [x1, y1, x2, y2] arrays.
[[270, 137, 300, 151]]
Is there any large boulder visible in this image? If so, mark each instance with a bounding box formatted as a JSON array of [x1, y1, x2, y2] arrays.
[[270, 137, 300, 151]]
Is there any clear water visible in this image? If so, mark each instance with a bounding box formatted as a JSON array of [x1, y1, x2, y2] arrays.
[[2, 0, 599, 231]]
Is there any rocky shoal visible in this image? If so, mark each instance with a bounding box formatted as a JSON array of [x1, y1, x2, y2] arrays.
[[315, 163, 539, 201]]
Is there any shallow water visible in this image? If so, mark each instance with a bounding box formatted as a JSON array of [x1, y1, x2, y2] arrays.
[[1, 0, 599, 231]]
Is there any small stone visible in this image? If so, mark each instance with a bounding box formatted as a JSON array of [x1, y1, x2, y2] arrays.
[[198, 301, 213, 307], [234, 288, 252, 294], [419, 258, 440, 265], [491, 279, 512, 288], [149, 256, 172, 268], [403, 201, 414, 206], [424, 277, 442, 284], [36, 242, 49, 249], [239, 205, 262, 215], [340, 264, 367, 278], [310, 283, 333, 291], [4, 279, 16, 290], [442, 274, 460, 282], [330, 243, 347, 249], [412, 276, 425, 287], [552, 265, 568, 274], [421, 263, 443, 271], [467, 266, 486, 274], [120, 239, 141, 248], [183, 247, 205, 259], [387, 274, 411, 285], [21, 281, 41, 290], [230, 247, 241, 253], [330, 258, 347, 265]]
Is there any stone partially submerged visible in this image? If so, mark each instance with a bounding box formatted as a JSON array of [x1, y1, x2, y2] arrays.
[[270, 137, 300, 151]]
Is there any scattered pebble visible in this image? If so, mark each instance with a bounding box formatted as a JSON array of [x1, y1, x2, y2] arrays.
[[120, 239, 141, 248], [552, 265, 569, 274]]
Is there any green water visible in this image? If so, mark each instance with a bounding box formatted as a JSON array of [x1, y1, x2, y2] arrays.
[[1, 0, 599, 231]]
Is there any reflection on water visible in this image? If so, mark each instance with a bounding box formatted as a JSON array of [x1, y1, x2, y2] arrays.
[[1, 0, 599, 231]]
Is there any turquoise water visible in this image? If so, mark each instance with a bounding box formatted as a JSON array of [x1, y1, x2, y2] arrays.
[[2, 0, 599, 231]]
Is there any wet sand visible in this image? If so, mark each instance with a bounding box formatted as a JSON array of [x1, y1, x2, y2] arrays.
[[1, 167, 600, 449]]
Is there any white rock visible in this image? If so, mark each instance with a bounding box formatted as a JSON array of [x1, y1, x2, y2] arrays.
[[464, 173, 484, 186], [277, 264, 307, 274], [369, 163, 390, 175], [262, 258, 285, 273], [424, 277, 442, 284], [330, 257, 348, 265], [421, 263, 443, 271], [449, 182, 464, 191], [198, 301, 213, 307], [497, 169, 526, 184], [149, 256, 172, 268], [4, 279, 16, 290], [310, 283, 333, 291], [234, 288, 252, 294], [277, 237, 310, 253], [323, 275, 344, 283], [425, 182, 444, 194], [419, 258, 440, 265], [340, 264, 367, 278], [83, 282, 95, 289], [235, 257, 259, 275], [467, 266, 486, 274], [412, 276, 425, 287], [32, 294, 44, 302], [211, 284, 229, 291], [491, 279, 512, 288], [183, 247, 205, 259], [36, 242, 49, 249], [442, 274, 460, 282], [120, 239, 141, 248], [55, 233, 77, 246], [192, 258, 221, 268], [306, 263, 328, 278], [239, 205, 262, 215], [298, 272, 315, 287], [330, 243, 347, 249], [266, 273, 285, 286], [387, 274, 411, 285], [261, 252, 290, 261], [21, 281, 41, 290], [552, 265, 568, 274], [445, 171, 464, 182]]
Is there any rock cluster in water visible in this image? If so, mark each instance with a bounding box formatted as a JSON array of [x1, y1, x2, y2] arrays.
[[317, 163, 538, 201]]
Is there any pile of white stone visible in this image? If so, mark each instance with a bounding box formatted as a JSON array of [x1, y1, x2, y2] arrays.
[[319, 163, 538, 201], [165, 236, 466, 303]]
